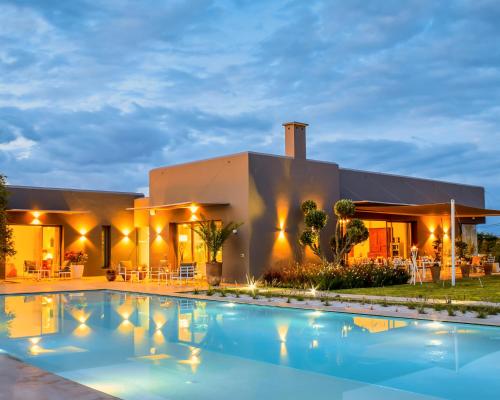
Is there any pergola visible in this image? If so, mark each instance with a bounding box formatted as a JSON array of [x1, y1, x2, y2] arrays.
[[354, 200, 500, 285]]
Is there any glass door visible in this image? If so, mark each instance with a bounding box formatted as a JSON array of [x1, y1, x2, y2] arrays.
[[6, 225, 61, 277]]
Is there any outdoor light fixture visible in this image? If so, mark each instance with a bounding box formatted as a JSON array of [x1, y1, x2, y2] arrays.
[[149, 209, 156, 216], [278, 221, 285, 240], [189, 204, 198, 213], [79, 229, 87, 241], [31, 211, 41, 225]]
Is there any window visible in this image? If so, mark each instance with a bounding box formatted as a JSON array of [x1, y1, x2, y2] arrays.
[[101, 225, 111, 268], [176, 221, 222, 266]]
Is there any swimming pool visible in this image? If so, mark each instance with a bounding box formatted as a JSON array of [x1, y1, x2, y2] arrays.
[[0, 290, 498, 399]]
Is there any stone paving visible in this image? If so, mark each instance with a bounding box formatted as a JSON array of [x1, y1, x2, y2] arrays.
[[0, 354, 117, 400]]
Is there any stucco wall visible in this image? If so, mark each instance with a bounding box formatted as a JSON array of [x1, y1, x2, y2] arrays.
[[148, 153, 250, 282], [248, 153, 340, 277], [6, 186, 141, 277]]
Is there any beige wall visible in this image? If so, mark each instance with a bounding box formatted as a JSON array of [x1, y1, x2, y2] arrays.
[[148, 153, 249, 282], [247, 153, 340, 277], [6, 188, 141, 277]]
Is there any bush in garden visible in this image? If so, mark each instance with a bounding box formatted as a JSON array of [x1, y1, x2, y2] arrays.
[[330, 199, 369, 266], [299, 200, 328, 259], [262, 262, 410, 290]]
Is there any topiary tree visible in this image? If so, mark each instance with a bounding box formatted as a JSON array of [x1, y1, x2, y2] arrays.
[[330, 199, 368, 266], [0, 174, 15, 279], [299, 200, 327, 259]]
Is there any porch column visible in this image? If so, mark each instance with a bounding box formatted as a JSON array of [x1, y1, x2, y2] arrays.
[[451, 199, 456, 286]]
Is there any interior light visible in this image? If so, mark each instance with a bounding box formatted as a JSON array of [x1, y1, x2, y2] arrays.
[[149, 209, 156, 216]]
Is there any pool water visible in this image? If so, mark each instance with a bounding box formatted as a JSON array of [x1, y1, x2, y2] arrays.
[[0, 291, 498, 400]]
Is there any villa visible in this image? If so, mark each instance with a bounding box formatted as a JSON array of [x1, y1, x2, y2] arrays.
[[3, 122, 497, 282]]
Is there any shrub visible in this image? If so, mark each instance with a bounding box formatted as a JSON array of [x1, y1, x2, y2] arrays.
[[299, 200, 328, 259], [262, 262, 410, 290]]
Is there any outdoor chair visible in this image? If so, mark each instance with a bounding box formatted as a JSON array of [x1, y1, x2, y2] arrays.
[[23, 260, 38, 278], [150, 260, 171, 283], [54, 262, 71, 279], [118, 260, 134, 281], [171, 262, 196, 284]]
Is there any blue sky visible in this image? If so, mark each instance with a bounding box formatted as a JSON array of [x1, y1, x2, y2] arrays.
[[0, 0, 499, 233]]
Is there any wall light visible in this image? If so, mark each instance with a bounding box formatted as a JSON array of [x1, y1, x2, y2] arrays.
[[278, 221, 285, 240], [31, 211, 41, 225], [189, 204, 199, 214], [79, 229, 87, 241], [149, 209, 156, 216]]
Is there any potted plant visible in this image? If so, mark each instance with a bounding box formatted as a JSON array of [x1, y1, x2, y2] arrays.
[[430, 238, 442, 283], [192, 217, 242, 286], [455, 240, 470, 278], [103, 266, 117, 281], [64, 251, 88, 279]]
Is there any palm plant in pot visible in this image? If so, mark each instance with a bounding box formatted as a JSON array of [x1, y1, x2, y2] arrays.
[[455, 239, 470, 278], [431, 238, 442, 283], [192, 217, 242, 286]]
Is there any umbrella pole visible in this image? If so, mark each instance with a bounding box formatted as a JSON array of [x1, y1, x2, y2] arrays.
[[451, 199, 456, 287]]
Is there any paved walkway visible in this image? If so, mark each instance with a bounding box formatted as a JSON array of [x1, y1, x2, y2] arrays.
[[0, 354, 117, 400]]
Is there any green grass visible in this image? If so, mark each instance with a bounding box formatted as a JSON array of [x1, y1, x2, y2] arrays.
[[334, 276, 500, 303]]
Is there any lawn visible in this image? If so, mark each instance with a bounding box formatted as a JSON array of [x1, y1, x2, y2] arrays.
[[334, 275, 500, 303]]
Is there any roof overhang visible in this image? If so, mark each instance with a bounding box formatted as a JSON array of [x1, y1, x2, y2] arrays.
[[7, 209, 90, 214], [353, 201, 500, 217], [127, 202, 230, 212]]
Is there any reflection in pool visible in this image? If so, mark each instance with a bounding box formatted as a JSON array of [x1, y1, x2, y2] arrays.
[[0, 291, 499, 400]]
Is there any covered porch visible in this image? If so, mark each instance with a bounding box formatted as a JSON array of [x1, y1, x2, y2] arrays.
[[349, 201, 500, 282]]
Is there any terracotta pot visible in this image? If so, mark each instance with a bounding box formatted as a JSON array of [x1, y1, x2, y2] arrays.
[[430, 264, 441, 283], [206, 262, 222, 286], [460, 264, 471, 278], [483, 264, 493, 276], [106, 269, 117, 282]]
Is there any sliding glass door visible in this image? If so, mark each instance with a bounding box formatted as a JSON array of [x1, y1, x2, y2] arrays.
[[6, 225, 61, 277]]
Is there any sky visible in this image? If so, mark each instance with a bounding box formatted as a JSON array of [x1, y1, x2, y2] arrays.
[[0, 0, 499, 233]]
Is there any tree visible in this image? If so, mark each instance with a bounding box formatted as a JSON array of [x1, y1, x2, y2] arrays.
[[299, 200, 328, 259], [0, 174, 15, 278], [330, 199, 368, 266]]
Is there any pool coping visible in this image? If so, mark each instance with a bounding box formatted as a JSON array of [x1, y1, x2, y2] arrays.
[[2, 283, 498, 327], [0, 353, 118, 400]]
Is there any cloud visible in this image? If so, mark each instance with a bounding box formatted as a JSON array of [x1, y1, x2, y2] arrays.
[[0, 0, 499, 232]]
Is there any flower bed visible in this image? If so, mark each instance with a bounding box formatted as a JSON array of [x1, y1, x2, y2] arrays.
[[263, 262, 410, 290]]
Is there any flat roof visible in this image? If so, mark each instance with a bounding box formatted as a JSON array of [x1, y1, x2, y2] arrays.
[[7, 184, 144, 197], [7, 209, 90, 214]]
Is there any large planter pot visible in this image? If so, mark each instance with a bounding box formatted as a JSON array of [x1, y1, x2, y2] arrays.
[[460, 264, 471, 278], [206, 262, 222, 286], [483, 263, 493, 276], [106, 269, 117, 282], [71, 264, 84, 279], [430, 264, 441, 283]]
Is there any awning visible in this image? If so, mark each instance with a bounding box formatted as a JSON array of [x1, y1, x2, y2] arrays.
[[126, 201, 230, 211], [354, 201, 500, 217]]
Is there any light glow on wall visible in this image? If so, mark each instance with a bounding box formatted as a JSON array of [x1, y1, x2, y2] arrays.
[[79, 229, 87, 241], [30, 211, 41, 225]]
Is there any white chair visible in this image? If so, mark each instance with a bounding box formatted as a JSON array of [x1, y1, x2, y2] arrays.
[[150, 260, 171, 283], [171, 262, 196, 284]]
